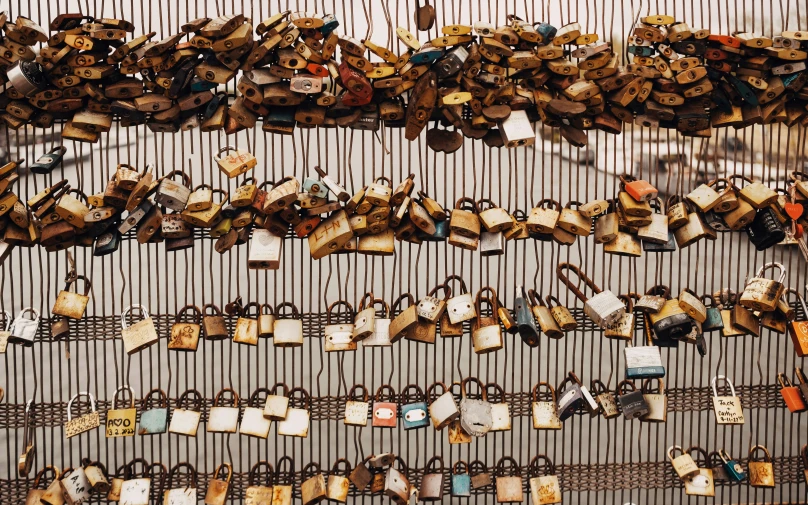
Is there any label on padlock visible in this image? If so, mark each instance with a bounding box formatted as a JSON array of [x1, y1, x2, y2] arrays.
[[404, 408, 426, 422], [65, 412, 100, 438], [374, 407, 394, 419]]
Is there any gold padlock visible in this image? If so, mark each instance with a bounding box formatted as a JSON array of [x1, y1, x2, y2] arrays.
[[231, 177, 259, 207], [531, 382, 562, 429], [326, 459, 352, 503], [120, 304, 158, 355], [557, 201, 592, 236], [472, 287, 504, 354], [233, 302, 260, 346], [731, 174, 778, 209], [182, 189, 228, 228], [64, 392, 100, 438], [478, 198, 515, 232], [449, 197, 481, 238], [187, 183, 214, 211], [168, 304, 202, 351], [106, 386, 137, 438], [204, 463, 233, 505], [52, 274, 91, 320], [389, 293, 419, 343], [215, 145, 257, 178], [26, 466, 61, 505], [528, 455, 562, 505], [748, 445, 775, 488], [739, 262, 786, 313], [300, 463, 327, 505]]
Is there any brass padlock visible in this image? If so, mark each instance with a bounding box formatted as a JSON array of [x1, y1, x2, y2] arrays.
[[18, 399, 35, 477], [326, 459, 351, 503], [277, 387, 311, 437], [687, 182, 721, 212], [182, 189, 228, 228], [106, 385, 137, 438], [682, 447, 715, 497], [478, 198, 515, 232], [427, 381, 460, 430], [417, 284, 449, 323], [271, 456, 295, 505], [40, 465, 68, 505], [531, 382, 562, 429], [215, 145, 257, 178], [472, 287, 504, 353], [528, 455, 562, 505], [449, 197, 481, 238], [545, 295, 578, 331], [26, 466, 60, 505], [186, 183, 214, 211], [590, 379, 620, 418], [638, 198, 669, 244], [204, 463, 232, 505], [208, 388, 240, 433], [240, 388, 272, 439], [64, 392, 100, 438], [274, 302, 304, 347], [232, 302, 259, 345], [640, 378, 667, 422], [389, 293, 419, 343], [202, 303, 229, 340], [528, 289, 563, 339], [528, 199, 561, 233], [55, 190, 89, 229], [308, 210, 354, 259], [164, 462, 198, 505], [168, 389, 203, 436], [323, 300, 355, 352], [668, 445, 701, 480], [168, 305, 202, 351], [748, 445, 775, 488], [362, 298, 392, 347], [299, 463, 326, 505], [604, 294, 635, 340], [494, 457, 523, 503], [120, 304, 158, 354], [739, 262, 786, 312], [666, 195, 690, 229], [711, 375, 745, 425], [731, 174, 778, 209], [557, 200, 592, 236]]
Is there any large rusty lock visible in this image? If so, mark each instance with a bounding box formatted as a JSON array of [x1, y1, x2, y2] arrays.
[[528, 454, 562, 505], [168, 389, 203, 437], [420, 456, 446, 501], [325, 300, 356, 352], [427, 381, 460, 430], [204, 463, 232, 505], [300, 462, 326, 505], [244, 461, 273, 505], [52, 274, 92, 320], [531, 382, 562, 429], [326, 459, 351, 503], [344, 384, 370, 426], [494, 457, 523, 503]]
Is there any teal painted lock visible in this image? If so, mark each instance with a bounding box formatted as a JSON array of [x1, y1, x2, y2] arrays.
[[418, 219, 448, 242], [410, 47, 444, 65], [400, 384, 429, 430], [93, 229, 121, 256], [266, 107, 296, 126], [320, 14, 340, 36], [204, 92, 227, 118], [191, 77, 217, 92], [535, 23, 557, 41], [515, 285, 539, 347], [719, 449, 746, 482], [138, 389, 169, 435], [303, 177, 329, 199], [628, 45, 655, 57], [451, 461, 471, 497], [30, 146, 67, 174], [643, 231, 677, 252], [701, 294, 724, 332]]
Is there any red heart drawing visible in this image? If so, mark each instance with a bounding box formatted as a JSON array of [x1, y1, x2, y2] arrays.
[[785, 202, 804, 220]]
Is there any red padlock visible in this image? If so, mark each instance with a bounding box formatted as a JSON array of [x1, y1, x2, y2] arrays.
[[620, 174, 659, 202], [778, 373, 807, 413], [372, 385, 398, 428]]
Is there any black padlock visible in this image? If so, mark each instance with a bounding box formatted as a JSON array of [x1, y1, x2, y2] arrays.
[[30, 146, 67, 175], [93, 230, 121, 256], [643, 230, 677, 252], [746, 207, 786, 251], [436, 46, 468, 79], [617, 380, 650, 420], [556, 374, 583, 421]]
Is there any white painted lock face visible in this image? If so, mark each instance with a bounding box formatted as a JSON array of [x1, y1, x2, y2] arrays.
[[689, 474, 710, 489], [418, 299, 439, 316], [405, 408, 426, 422], [374, 407, 395, 419]]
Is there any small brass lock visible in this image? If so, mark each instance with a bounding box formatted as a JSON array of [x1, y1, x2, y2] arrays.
[[215, 145, 257, 178], [106, 385, 137, 438]]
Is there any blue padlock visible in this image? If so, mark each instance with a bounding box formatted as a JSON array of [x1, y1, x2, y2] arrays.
[[400, 385, 430, 430], [190, 77, 217, 92], [418, 219, 448, 242], [719, 449, 747, 482], [409, 47, 444, 65], [320, 14, 340, 36], [642, 231, 677, 252], [451, 461, 472, 496], [138, 389, 169, 435], [302, 177, 329, 199], [30, 146, 66, 175], [535, 22, 557, 42], [628, 45, 655, 57], [701, 294, 724, 332]]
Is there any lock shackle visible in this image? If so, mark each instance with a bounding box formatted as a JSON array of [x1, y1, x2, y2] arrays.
[[461, 377, 487, 401], [711, 375, 736, 398], [288, 387, 311, 409], [357, 292, 375, 311], [426, 381, 449, 402], [443, 274, 469, 295], [372, 298, 390, 317], [453, 461, 469, 475], [373, 176, 392, 187], [454, 197, 479, 213], [748, 445, 772, 462], [175, 304, 202, 324], [275, 456, 295, 485], [753, 262, 787, 282], [512, 208, 527, 221], [708, 177, 733, 192], [193, 183, 214, 192], [62, 274, 92, 295], [476, 198, 501, 212], [120, 304, 149, 329], [556, 262, 602, 302], [528, 454, 555, 477], [426, 456, 445, 473], [167, 462, 198, 490], [274, 302, 301, 319], [65, 188, 89, 206], [700, 293, 717, 308], [535, 198, 562, 211], [142, 388, 168, 409], [616, 380, 637, 396], [532, 382, 556, 403], [177, 389, 203, 411], [210, 188, 229, 205], [617, 293, 634, 312], [401, 384, 425, 403], [15, 307, 40, 324], [391, 293, 415, 313], [331, 458, 352, 476], [641, 377, 664, 394], [527, 288, 546, 307], [545, 295, 566, 310], [785, 288, 808, 315], [270, 382, 290, 397], [790, 170, 808, 182], [618, 173, 638, 187], [112, 385, 136, 408], [684, 446, 709, 467], [32, 465, 60, 489], [796, 367, 808, 385], [213, 388, 239, 407], [1, 310, 11, 331], [475, 286, 500, 314], [301, 462, 322, 480], [215, 145, 238, 159], [67, 391, 97, 420], [777, 373, 793, 388], [260, 303, 275, 317], [485, 382, 506, 403], [248, 461, 274, 487], [728, 174, 755, 190], [666, 194, 685, 207], [202, 303, 224, 317], [374, 384, 397, 402], [239, 176, 258, 187], [645, 284, 671, 299], [213, 462, 233, 483], [649, 197, 665, 214], [149, 462, 169, 490], [124, 458, 150, 479], [393, 455, 409, 476], [427, 283, 452, 300], [590, 379, 609, 395], [240, 301, 261, 318], [248, 387, 273, 407], [494, 456, 520, 477], [349, 384, 369, 402], [667, 445, 686, 461], [327, 300, 354, 324], [160, 169, 192, 188]]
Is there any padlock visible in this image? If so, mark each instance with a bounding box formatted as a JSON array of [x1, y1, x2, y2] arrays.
[[244, 461, 273, 505], [638, 198, 670, 244], [308, 210, 354, 259], [352, 292, 376, 340], [621, 173, 659, 202], [486, 382, 511, 432], [325, 301, 356, 352], [478, 198, 515, 233], [617, 380, 650, 420], [384, 458, 411, 505], [605, 294, 636, 340], [740, 262, 786, 312], [527, 289, 561, 340], [186, 184, 214, 211], [570, 372, 600, 415], [277, 387, 311, 437], [247, 229, 282, 269], [701, 294, 725, 332], [472, 288, 504, 353], [796, 367, 808, 403], [274, 302, 304, 347], [138, 389, 169, 435], [640, 378, 667, 422], [323, 459, 351, 503], [717, 449, 747, 483], [459, 377, 493, 436], [168, 305, 202, 351], [168, 389, 202, 436], [215, 145, 257, 178], [512, 286, 539, 345], [731, 174, 778, 209], [163, 462, 198, 505], [361, 299, 392, 347], [371, 384, 398, 428], [748, 445, 775, 488], [299, 463, 326, 505], [779, 373, 807, 412], [590, 379, 620, 419], [528, 455, 561, 505], [120, 460, 151, 505], [682, 447, 715, 497], [802, 445, 808, 486], [64, 392, 100, 438], [399, 384, 429, 430], [204, 463, 232, 505], [202, 304, 229, 340], [594, 200, 619, 244], [40, 464, 69, 505], [531, 382, 562, 429], [495, 457, 523, 503], [52, 274, 91, 320], [528, 199, 561, 233], [26, 466, 60, 505], [557, 201, 592, 236], [232, 301, 258, 345], [154, 170, 192, 212], [106, 385, 137, 438], [625, 327, 666, 379], [240, 389, 272, 439], [344, 384, 370, 426], [556, 373, 584, 421], [687, 182, 721, 212], [182, 189, 228, 228], [120, 304, 158, 354], [30, 146, 67, 174], [545, 295, 578, 331], [263, 383, 290, 420], [666, 195, 689, 229], [668, 445, 701, 480], [420, 456, 446, 501], [463, 460, 491, 491], [557, 262, 625, 328], [18, 399, 35, 477], [649, 298, 692, 342], [731, 303, 760, 337], [711, 375, 745, 424], [272, 456, 295, 505], [417, 284, 449, 323], [451, 461, 471, 497], [349, 457, 373, 492], [8, 307, 40, 346], [449, 197, 481, 237], [60, 467, 91, 505], [427, 381, 460, 429], [444, 274, 476, 325], [207, 388, 240, 433]]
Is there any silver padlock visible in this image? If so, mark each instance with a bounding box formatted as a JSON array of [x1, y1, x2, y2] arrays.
[[8, 307, 40, 346], [436, 46, 469, 79], [557, 262, 625, 328], [458, 377, 493, 437]]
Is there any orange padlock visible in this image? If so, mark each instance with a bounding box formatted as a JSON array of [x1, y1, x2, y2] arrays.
[[778, 373, 807, 413], [620, 173, 659, 202]]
